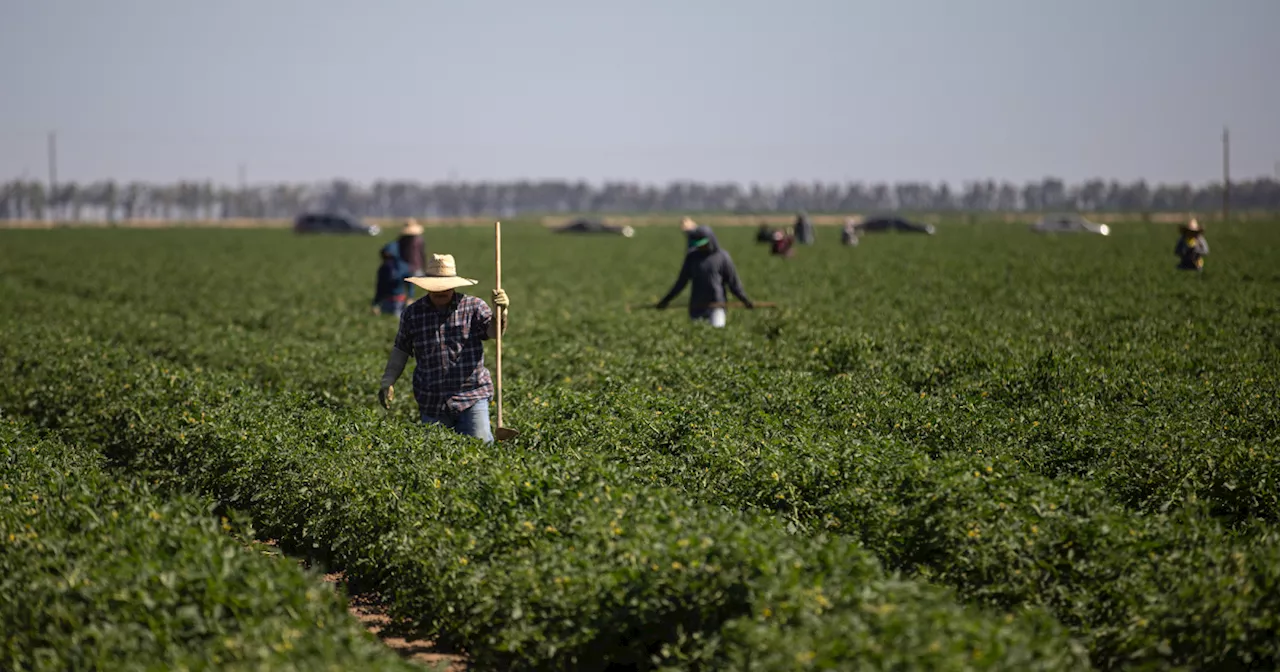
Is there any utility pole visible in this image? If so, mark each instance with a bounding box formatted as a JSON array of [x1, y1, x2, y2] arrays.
[[237, 163, 246, 218], [47, 131, 57, 222], [1221, 127, 1230, 224]]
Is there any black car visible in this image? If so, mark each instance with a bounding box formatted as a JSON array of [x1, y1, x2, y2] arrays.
[[553, 218, 635, 237], [293, 212, 381, 236], [855, 216, 936, 235]]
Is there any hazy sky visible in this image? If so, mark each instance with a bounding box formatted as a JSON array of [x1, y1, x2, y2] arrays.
[[2, 0, 1277, 186]]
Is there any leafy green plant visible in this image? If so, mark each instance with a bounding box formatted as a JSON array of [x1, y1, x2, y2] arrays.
[[0, 415, 416, 672]]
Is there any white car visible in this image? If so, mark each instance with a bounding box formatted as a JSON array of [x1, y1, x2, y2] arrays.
[[1030, 213, 1110, 236]]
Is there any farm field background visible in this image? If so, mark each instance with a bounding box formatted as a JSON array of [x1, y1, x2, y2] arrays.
[[2, 218, 1279, 670]]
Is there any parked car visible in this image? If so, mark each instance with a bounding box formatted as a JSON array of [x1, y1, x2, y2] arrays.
[[553, 218, 635, 237], [293, 212, 381, 236], [854, 216, 937, 235], [1030, 213, 1110, 236]]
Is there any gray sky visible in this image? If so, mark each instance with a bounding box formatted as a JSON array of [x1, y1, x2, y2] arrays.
[[2, 0, 1277, 186]]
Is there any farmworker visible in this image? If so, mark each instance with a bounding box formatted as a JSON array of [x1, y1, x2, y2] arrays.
[[1174, 218, 1209, 271], [794, 211, 815, 245], [397, 218, 428, 297], [841, 218, 860, 247], [755, 222, 776, 243], [377, 253, 509, 443], [371, 241, 411, 317], [656, 224, 754, 327], [770, 228, 795, 257]]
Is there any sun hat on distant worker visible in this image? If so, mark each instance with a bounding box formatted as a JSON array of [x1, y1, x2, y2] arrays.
[[402, 218, 424, 236], [405, 254, 478, 293]]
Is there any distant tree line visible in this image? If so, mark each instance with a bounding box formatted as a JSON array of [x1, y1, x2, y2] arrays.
[[2, 176, 1278, 221]]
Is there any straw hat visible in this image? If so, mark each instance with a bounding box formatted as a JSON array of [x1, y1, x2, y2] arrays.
[[680, 217, 698, 233], [405, 254, 478, 293], [402, 218, 424, 236], [1181, 218, 1203, 233]]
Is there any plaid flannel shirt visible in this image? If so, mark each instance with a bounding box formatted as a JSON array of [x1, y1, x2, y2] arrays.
[[393, 293, 493, 417]]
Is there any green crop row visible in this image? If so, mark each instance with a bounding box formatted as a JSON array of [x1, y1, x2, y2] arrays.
[[3, 222, 1278, 670], [0, 415, 416, 672], [505, 377, 1280, 670], [0, 346, 1088, 671], [3, 225, 1276, 529]]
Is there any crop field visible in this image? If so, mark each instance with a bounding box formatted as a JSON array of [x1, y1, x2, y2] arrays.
[[2, 217, 1279, 670]]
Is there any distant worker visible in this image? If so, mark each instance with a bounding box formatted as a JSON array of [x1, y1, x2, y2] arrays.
[[1174, 218, 1209, 272], [371, 241, 411, 317], [397, 218, 428, 297], [841, 218, 860, 247], [656, 224, 754, 327], [756, 222, 776, 243], [794, 211, 815, 245], [770, 228, 795, 258], [377, 253, 510, 443]]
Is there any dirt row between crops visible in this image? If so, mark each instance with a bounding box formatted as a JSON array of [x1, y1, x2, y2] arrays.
[[323, 571, 469, 671], [254, 539, 468, 670]]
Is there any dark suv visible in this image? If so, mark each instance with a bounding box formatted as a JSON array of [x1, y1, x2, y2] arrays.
[[293, 213, 381, 236]]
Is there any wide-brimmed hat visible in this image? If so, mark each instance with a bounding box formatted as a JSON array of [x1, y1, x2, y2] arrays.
[[1181, 218, 1203, 233], [405, 254, 478, 293], [402, 218, 424, 236], [680, 217, 698, 233]]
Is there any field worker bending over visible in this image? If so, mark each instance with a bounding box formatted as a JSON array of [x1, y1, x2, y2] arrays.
[[841, 218, 860, 247], [656, 223, 754, 327], [1174, 218, 1209, 272], [371, 241, 411, 317], [377, 253, 509, 443]]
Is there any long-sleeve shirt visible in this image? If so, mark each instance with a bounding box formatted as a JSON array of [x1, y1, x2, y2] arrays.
[[659, 247, 751, 312], [1175, 235, 1209, 270], [390, 293, 494, 416], [372, 258, 410, 305]]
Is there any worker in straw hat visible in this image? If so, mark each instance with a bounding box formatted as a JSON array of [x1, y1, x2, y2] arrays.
[[397, 218, 428, 298], [1174, 218, 1209, 271], [377, 253, 509, 442]]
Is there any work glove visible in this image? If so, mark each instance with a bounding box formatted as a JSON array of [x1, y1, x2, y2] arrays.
[[743, 301, 755, 310], [378, 384, 394, 410], [492, 288, 509, 310], [655, 299, 669, 310]]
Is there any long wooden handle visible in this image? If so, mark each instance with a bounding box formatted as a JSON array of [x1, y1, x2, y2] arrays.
[[494, 220, 503, 430]]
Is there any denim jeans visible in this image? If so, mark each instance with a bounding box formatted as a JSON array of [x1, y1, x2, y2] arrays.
[[689, 307, 727, 328], [421, 397, 492, 444]]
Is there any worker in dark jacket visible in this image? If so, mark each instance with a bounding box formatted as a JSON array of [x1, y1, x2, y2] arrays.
[[371, 241, 411, 317], [1174, 218, 1209, 271], [794, 211, 815, 245], [397, 218, 428, 298], [656, 224, 753, 327]]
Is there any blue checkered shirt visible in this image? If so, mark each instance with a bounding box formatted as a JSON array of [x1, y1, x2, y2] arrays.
[[393, 293, 494, 417]]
